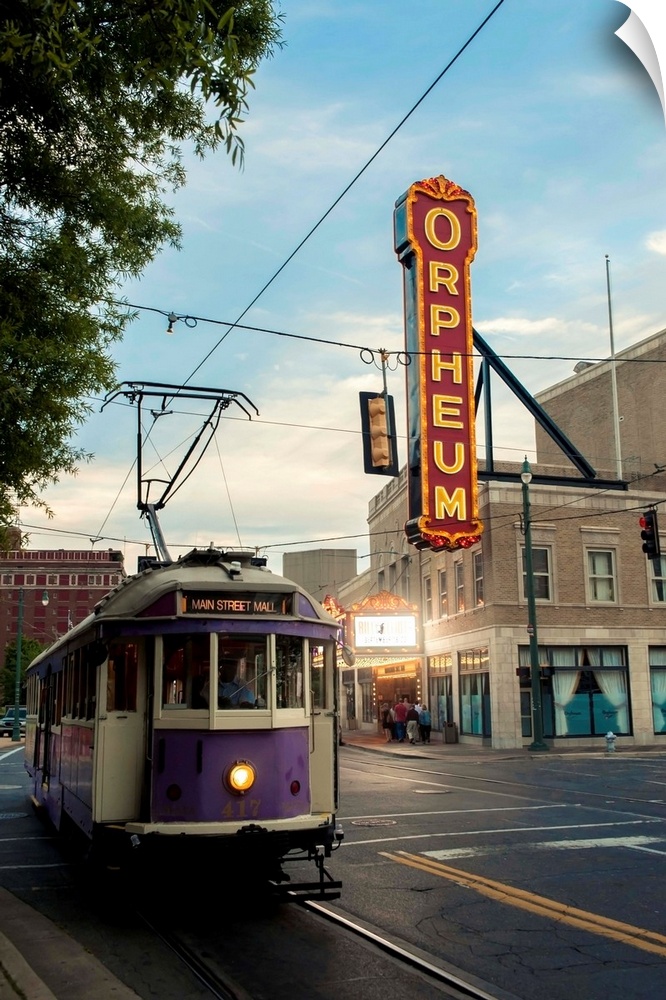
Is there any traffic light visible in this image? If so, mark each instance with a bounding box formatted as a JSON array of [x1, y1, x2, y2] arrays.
[[639, 509, 661, 560], [359, 392, 398, 476]]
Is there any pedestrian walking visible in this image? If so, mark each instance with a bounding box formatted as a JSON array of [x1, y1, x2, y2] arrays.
[[418, 704, 432, 744], [380, 702, 394, 742], [393, 696, 409, 742], [406, 703, 420, 744]]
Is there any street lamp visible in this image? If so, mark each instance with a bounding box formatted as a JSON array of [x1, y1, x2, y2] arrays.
[[12, 589, 49, 742], [520, 458, 548, 752]]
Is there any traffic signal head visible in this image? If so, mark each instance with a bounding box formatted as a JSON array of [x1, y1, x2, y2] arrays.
[[639, 509, 661, 560], [359, 392, 398, 476]]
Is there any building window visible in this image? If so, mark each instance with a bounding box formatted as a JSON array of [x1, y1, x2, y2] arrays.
[[473, 551, 484, 607], [518, 645, 629, 737], [587, 550, 616, 602], [649, 648, 666, 733], [438, 570, 448, 618], [47, 574, 58, 586], [88, 574, 103, 586], [428, 654, 453, 733], [423, 577, 433, 621], [521, 546, 551, 601], [454, 562, 464, 613], [377, 569, 385, 592], [1, 574, 13, 586], [361, 682, 375, 723], [25, 574, 35, 586], [458, 648, 490, 737], [650, 558, 666, 603], [401, 555, 411, 601]]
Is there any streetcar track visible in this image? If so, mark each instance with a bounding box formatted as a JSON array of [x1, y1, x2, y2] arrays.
[[136, 892, 520, 1000], [137, 909, 248, 1000], [300, 897, 522, 1000]]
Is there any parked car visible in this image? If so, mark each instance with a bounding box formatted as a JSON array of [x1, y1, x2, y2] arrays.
[[0, 707, 26, 739]]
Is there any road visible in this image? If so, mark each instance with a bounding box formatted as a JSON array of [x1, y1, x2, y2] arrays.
[[331, 745, 666, 1000], [0, 740, 664, 999]]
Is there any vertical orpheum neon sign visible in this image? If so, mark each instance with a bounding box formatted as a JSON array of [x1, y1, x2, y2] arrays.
[[394, 175, 483, 552]]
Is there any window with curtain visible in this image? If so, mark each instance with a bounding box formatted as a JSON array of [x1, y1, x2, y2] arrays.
[[521, 546, 551, 600], [423, 576, 433, 621], [458, 648, 490, 737], [455, 562, 465, 613], [473, 551, 484, 607], [649, 647, 666, 733], [438, 570, 448, 618], [650, 558, 666, 603], [587, 550, 616, 602], [518, 645, 630, 737]]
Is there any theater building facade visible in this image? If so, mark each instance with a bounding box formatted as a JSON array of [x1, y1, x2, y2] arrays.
[[360, 330, 666, 749]]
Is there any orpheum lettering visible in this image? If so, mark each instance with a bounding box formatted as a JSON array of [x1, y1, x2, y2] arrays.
[[394, 175, 483, 551]]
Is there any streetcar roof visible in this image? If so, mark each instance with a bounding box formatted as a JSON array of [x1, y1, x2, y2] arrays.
[[28, 548, 339, 668]]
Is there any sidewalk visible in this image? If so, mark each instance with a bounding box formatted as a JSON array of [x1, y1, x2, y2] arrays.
[[0, 888, 143, 1000], [339, 727, 666, 761]]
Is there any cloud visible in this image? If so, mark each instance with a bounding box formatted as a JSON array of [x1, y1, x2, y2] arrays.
[[474, 316, 594, 338], [646, 230, 666, 253]]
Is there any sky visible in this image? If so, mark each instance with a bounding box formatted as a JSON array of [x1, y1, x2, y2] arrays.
[[20, 0, 666, 577]]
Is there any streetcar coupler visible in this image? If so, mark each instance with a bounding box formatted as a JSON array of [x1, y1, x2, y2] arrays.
[[271, 845, 341, 901]]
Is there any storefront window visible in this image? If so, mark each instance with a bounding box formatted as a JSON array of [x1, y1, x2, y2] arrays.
[[518, 645, 630, 737], [649, 648, 666, 733], [458, 648, 490, 737]]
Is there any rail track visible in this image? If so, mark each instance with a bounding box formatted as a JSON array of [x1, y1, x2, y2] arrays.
[[137, 893, 520, 1000]]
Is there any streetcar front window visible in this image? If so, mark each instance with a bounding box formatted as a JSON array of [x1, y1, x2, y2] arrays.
[[162, 634, 210, 708], [214, 635, 268, 709], [276, 635, 304, 708]]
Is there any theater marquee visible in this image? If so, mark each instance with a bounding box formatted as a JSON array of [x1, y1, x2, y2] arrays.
[[394, 175, 483, 552]]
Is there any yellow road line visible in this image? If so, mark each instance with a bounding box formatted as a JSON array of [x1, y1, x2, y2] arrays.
[[380, 850, 666, 958]]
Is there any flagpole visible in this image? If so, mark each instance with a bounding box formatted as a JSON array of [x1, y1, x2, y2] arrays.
[[605, 255, 623, 480]]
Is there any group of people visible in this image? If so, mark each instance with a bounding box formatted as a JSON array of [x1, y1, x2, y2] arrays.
[[380, 696, 432, 745]]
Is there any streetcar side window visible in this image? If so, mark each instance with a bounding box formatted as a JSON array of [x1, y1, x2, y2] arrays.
[[83, 648, 97, 720], [162, 634, 210, 709], [107, 642, 138, 712], [276, 636, 304, 709], [310, 642, 332, 710]]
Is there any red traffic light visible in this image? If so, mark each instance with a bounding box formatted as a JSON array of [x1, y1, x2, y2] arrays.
[[639, 510, 660, 560]]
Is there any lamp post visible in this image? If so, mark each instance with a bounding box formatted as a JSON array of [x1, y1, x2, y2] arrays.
[[12, 589, 24, 742], [12, 589, 49, 742], [520, 458, 548, 752]]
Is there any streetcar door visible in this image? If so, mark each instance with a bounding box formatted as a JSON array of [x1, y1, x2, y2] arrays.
[[95, 640, 145, 822], [308, 640, 337, 812], [41, 666, 54, 785]]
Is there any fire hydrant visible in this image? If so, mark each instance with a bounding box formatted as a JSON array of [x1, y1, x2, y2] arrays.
[[605, 731, 616, 753]]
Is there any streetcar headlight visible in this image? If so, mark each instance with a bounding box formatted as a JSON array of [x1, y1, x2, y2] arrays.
[[226, 760, 256, 795]]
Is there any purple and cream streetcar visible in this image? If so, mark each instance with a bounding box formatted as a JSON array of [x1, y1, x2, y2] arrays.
[[24, 546, 343, 897]]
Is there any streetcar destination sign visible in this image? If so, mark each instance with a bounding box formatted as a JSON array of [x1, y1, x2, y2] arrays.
[[394, 175, 484, 552], [181, 592, 291, 615]]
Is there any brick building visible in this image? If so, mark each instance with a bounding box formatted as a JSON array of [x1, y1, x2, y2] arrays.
[[0, 548, 126, 671]]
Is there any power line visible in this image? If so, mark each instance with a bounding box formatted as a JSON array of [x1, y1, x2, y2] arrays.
[[158, 0, 509, 386], [118, 302, 666, 367]]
